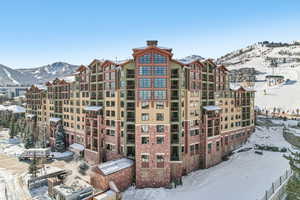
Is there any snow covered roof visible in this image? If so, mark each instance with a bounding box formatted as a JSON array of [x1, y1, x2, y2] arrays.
[[49, 117, 61, 123], [84, 106, 102, 111], [26, 114, 36, 118], [62, 75, 75, 83], [34, 84, 47, 90], [0, 105, 6, 111], [203, 105, 221, 111], [98, 158, 134, 176], [6, 105, 25, 113], [69, 143, 85, 151]]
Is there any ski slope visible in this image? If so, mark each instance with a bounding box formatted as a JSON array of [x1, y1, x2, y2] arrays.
[[222, 43, 300, 111]]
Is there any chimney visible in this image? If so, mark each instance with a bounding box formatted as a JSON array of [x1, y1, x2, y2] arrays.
[[147, 40, 158, 47]]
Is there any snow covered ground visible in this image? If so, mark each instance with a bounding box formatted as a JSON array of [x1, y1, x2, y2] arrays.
[[222, 43, 300, 111], [123, 124, 292, 200]]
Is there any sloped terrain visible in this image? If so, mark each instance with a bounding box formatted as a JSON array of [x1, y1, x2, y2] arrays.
[[218, 42, 300, 111]]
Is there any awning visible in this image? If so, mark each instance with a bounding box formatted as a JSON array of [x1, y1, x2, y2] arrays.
[[49, 117, 61, 123], [69, 143, 85, 151], [84, 106, 102, 111], [203, 105, 221, 111]]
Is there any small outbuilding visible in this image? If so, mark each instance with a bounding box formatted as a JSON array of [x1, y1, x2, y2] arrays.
[[90, 158, 134, 192]]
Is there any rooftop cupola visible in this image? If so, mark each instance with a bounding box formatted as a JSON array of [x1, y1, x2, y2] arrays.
[[146, 40, 158, 47]]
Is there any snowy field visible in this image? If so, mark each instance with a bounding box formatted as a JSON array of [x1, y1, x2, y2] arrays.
[[123, 123, 291, 200], [225, 43, 300, 112]]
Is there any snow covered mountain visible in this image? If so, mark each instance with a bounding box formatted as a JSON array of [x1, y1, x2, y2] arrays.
[[18, 62, 78, 84], [0, 64, 38, 86], [0, 62, 79, 86], [217, 41, 300, 111]]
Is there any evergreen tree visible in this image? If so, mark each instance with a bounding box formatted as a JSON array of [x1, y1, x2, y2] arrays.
[[9, 120, 15, 138], [24, 135, 34, 149], [284, 151, 300, 200], [55, 125, 65, 152], [28, 154, 38, 178]]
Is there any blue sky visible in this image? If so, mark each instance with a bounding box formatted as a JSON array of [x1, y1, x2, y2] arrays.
[[1, 0, 300, 68]]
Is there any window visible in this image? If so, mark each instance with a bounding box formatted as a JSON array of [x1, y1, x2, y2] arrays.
[[156, 136, 164, 144], [142, 113, 149, 121], [154, 78, 166, 88], [153, 66, 167, 76], [156, 102, 164, 109], [139, 66, 152, 75], [139, 78, 151, 88], [153, 54, 167, 64], [141, 154, 149, 162], [156, 113, 164, 121], [142, 137, 149, 144], [141, 125, 149, 133], [208, 143, 212, 153], [156, 155, 164, 162], [141, 102, 149, 109], [140, 91, 151, 100], [154, 91, 166, 100], [156, 125, 164, 132], [139, 54, 151, 64], [216, 141, 220, 151]]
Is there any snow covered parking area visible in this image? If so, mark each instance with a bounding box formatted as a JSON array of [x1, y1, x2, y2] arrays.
[[124, 125, 291, 200]]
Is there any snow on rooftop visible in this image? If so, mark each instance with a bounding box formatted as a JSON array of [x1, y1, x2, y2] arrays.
[[203, 105, 221, 111], [62, 75, 75, 83], [84, 106, 102, 111], [69, 143, 85, 151], [6, 105, 25, 113], [25, 114, 36, 118], [34, 84, 47, 90], [49, 117, 61, 122], [0, 105, 6, 111], [98, 158, 134, 176]]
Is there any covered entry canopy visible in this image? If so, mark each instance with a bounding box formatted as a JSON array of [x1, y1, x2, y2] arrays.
[[69, 143, 85, 154]]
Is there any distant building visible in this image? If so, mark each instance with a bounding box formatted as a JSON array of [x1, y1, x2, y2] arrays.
[[0, 86, 29, 98], [229, 68, 257, 83], [265, 75, 285, 86]]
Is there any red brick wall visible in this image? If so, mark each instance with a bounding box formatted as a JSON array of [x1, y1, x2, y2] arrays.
[[85, 149, 100, 165], [135, 125, 171, 188], [90, 165, 134, 192]]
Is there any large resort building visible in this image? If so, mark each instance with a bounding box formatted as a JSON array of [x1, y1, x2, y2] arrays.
[[25, 41, 255, 188]]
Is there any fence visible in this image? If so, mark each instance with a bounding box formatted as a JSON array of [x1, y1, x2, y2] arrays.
[[259, 169, 293, 200]]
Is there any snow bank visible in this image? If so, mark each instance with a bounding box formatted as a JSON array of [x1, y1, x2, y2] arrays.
[[51, 151, 73, 159], [123, 125, 291, 200]]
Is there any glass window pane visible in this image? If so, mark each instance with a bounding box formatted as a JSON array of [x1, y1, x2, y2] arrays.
[[140, 66, 152, 75], [154, 91, 166, 100], [139, 78, 151, 88], [154, 78, 166, 88], [153, 66, 167, 76]]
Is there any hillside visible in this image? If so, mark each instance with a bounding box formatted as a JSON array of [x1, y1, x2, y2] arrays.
[[218, 41, 300, 111], [0, 64, 38, 86], [0, 62, 78, 86]]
